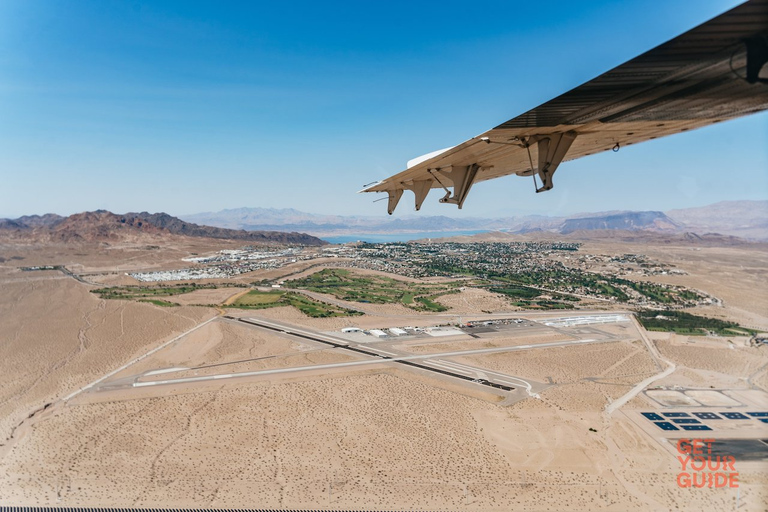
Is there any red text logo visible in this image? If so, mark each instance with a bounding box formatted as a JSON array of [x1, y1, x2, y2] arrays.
[[676, 438, 738, 488]]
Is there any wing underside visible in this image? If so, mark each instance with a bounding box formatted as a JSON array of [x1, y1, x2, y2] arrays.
[[362, 0, 768, 214]]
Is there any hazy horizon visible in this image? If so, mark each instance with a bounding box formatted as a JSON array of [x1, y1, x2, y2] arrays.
[[3, 197, 767, 222]]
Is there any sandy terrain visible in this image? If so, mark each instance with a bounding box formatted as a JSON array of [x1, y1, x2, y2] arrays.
[[582, 242, 768, 330], [643, 330, 768, 399], [101, 319, 341, 381], [4, 369, 763, 510], [398, 333, 573, 354], [654, 337, 766, 379], [458, 341, 642, 384], [116, 320, 361, 383], [0, 267, 215, 443], [2, 238, 768, 510], [84, 272, 144, 286], [438, 287, 517, 314], [3, 372, 761, 510], [0, 236, 245, 275], [455, 340, 662, 414]]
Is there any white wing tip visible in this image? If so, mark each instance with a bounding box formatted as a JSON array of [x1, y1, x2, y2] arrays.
[[406, 145, 456, 169], [358, 180, 384, 193]]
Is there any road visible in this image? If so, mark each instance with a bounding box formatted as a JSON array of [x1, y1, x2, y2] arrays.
[[604, 314, 675, 415], [604, 363, 676, 415]]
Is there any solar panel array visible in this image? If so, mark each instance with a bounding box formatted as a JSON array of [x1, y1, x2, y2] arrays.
[[641, 411, 768, 431]]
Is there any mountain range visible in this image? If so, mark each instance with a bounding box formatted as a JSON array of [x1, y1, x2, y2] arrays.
[[181, 200, 768, 241], [2, 201, 764, 245], [0, 210, 327, 246]]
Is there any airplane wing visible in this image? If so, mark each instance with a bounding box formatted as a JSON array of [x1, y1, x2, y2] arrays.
[[361, 0, 768, 214]]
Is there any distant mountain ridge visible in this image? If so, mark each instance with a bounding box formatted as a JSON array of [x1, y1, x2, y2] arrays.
[[423, 229, 755, 247], [0, 210, 327, 246], [3, 201, 764, 244], [560, 211, 680, 234], [666, 201, 768, 240], [182, 200, 768, 240]]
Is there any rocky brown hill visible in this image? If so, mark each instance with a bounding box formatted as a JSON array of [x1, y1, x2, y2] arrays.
[[0, 213, 64, 230], [127, 212, 326, 245], [0, 210, 327, 246]]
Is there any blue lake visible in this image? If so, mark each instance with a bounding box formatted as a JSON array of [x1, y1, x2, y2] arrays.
[[321, 230, 489, 244]]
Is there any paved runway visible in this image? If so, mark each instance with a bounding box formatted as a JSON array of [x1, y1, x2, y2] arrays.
[[124, 316, 603, 393], [85, 314, 624, 399]]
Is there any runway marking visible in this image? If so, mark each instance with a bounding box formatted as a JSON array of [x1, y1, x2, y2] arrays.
[[425, 360, 475, 376], [144, 367, 189, 376], [437, 360, 480, 372], [434, 360, 482, 375]]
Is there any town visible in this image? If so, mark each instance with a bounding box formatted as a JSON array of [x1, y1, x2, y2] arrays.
[[127, 241, 717, 310]]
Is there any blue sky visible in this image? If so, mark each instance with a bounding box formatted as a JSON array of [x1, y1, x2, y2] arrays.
[[1, 0, 765, 219]]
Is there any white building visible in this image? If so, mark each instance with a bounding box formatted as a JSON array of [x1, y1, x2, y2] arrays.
[[368, 329, 388, 338], [388, 328, 407, 336], [341, 327, 362, 333], [542, 314, 629, 327]]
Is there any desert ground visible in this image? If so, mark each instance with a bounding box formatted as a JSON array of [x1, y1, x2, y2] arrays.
[[0, 267, 215, 443], [1, 237, 767, 510], [580, 241, 768, 331]]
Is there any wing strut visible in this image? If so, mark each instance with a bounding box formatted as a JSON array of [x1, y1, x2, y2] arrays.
[[533, 131, 577, 193], [483, 130, 578, 192], [434, 164, 482, 209], [386, 189, 403, 215], [409, 180, 433, 211]]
